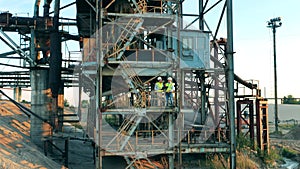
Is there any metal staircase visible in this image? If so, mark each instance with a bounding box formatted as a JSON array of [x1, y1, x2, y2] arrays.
[[105, 18, 144, 60], [104, 106, 169, 150], [119, 113, 143, 150], [105, 109, 144, 150]]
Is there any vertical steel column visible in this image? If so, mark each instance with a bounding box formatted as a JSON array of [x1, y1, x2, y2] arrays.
[[200, 71, 206, 125], [168, 112, 174, 169], [43, 0, 51, 17], [256, 99, 261, 153], [34, 0, 41, 17], [49, 0, 62, 98], [77, 75, 82, 121], [64, 138, 69, 167], [272, 26, 279, 134], [267, 17, 281, 134], [96, 0, 103, 169], [57, 82, 64, 131], [213, 43, 220, 123], [199, 0, 204, 30], [261, 100, 269, 154], [272, 26, 278, 133], [167, 1, 175, 168], [236, 100, 242, 135], [177, 1, 183, 168], [226, 0, 236, 168], [249, 100, 255, 149], [30, 0, 52, 148]]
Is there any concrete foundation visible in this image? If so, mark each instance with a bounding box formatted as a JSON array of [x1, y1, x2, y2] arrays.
[[30, 69, 52, 147]]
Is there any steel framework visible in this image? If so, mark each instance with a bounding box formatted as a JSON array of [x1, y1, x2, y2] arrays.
[[0, 0, 270, 168], [77, 0, 236, 168]]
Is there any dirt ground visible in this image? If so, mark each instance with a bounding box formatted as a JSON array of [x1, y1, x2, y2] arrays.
[[0, 100, 65, 168], [270, 124, 300, 165], [0, 100, 95, 169]]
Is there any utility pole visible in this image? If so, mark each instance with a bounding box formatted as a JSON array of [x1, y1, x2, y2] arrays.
[[267, 17, 282, 133], [226, 0, 236, 168]]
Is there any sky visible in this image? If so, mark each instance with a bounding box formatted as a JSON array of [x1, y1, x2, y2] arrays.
[[0, 0, 300, 103], [182, 0, 300, 99], [233, 0, 300, 99]]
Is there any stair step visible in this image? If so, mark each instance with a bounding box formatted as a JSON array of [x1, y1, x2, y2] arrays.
[[63, 119, 80, 123], [58, 114, 78, 117]]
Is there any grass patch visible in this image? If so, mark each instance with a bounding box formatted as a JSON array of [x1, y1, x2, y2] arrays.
[[269, 130, 283, 136], [72, 123, 83, 129], [236, 134, 253, 150], [281, 147, 297, 158], [237, 151, 259, 169], [262, 146, 281, 167], [205, 153, 260, 169], [205, 154, 226, 169], [279, 123, 298, 130]]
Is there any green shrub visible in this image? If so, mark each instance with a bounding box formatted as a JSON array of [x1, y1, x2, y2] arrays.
[[236, 134, 252, 150], [282, 147, 297, 158], [262, 146, 281, 166]]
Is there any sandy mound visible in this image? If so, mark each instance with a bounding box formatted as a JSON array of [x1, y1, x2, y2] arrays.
[[0, 100, 65, 169], [283, 125, 300, 140]]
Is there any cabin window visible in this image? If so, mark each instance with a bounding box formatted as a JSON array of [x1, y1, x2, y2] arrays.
[[182, 37, 194, 59]]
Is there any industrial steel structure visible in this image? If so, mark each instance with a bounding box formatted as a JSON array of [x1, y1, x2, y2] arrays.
[[0, 0, 269, 168]]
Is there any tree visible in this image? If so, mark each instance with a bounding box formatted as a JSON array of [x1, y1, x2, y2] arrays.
[[64, 99, 70, 107], [81, 100, 89, 108], [282, 95, 300, 104]]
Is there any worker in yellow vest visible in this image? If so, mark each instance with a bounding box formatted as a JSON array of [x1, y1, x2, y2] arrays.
[[154, 77, 163, 92], [165, 77, 175, 106], [154, 76, 164, 106]]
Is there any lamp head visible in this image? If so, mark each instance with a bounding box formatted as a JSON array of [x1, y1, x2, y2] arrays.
[[270, 17, 281, 22]]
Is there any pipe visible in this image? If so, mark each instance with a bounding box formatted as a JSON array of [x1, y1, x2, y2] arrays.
[[43, 0, 52, 17], [34, 0, 41, 17], [49, 0, 61, 97], [234, 74, 257, 89]]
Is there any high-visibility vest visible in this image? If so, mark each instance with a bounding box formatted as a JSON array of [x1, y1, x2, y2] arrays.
[[165, 82, 174, 93], [155, 82, 163, 92]]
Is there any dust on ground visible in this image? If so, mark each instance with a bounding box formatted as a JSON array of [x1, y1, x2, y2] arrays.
[[0, 100, 95, 169], [270, 124, 300, 168]]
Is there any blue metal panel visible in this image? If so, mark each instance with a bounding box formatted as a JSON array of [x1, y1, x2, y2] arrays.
[[173, 30, 210, 69]]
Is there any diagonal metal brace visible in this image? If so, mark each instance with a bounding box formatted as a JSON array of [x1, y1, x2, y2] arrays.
[[0, 28, 36, 66]]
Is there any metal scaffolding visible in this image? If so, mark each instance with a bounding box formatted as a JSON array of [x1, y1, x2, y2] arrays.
[[0, 0, 271, 168], [77, 0, 235, 168]]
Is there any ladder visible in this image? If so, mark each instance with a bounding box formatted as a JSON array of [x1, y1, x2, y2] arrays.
[[256, 98, 269, 154]]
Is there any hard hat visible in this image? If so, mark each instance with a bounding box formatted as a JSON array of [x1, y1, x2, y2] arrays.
[[167, 77, 172, 81], [157, 77, 162, 80]]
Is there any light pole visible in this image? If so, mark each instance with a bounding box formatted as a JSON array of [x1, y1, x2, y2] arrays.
[[267, 17, 282, 133]]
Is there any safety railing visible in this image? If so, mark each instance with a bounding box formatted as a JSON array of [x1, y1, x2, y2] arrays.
[[103, 127, 228, 151], [108, 91, 171, 109]]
